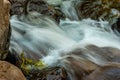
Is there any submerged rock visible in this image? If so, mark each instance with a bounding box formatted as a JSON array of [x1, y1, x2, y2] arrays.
[[0, 61, 26, 80], [85, 63, 120, 80], [86, 45, 120, 63]]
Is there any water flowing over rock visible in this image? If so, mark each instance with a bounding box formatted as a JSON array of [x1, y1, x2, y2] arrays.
[[0, 0, 11, 60], [9, 0, 120, 80], [10, 11, 120, 79], [0, 61, 26, 80], [85, 63, 120, 80]]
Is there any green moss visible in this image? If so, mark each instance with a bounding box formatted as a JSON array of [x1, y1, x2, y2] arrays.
[[20, 52, 46, 74]]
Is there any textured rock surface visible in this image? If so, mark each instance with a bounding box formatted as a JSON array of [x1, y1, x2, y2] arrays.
[[0, 0, 11, 60], [0, 61, 26, 80], [76, 0, 120, 24], [9, 0, 65, 22], [26, 67, 68, 80], [85, 63, 120, 80]]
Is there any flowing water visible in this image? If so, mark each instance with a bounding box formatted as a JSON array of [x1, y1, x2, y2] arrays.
[[9, 0, 120, 80]]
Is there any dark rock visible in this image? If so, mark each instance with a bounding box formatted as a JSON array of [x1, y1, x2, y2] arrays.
[[9, 0, 25, 15], [26, 66, 68, 80], [9, 0, 65, 23], [76, 0, 120, 23], [111, 18, 120, 33], [5, 51, 22, 67]]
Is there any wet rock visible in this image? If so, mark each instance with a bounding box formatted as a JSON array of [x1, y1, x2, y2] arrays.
[[9, 0, 65, 22], [9, 0, 25, 16], [56, 45, 120, 80], [76, 0, 120, 24], [85, 63, 120, 80], [0, 61, 26, 80], [111, 18, 120, 33], [60, 54, 99, 80], [26, 66, 68, 80], [86, 45, 120, 63]]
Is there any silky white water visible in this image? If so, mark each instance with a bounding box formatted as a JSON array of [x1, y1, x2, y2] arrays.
[[9, 0, 120, 80], [10, 13, 120, 63]]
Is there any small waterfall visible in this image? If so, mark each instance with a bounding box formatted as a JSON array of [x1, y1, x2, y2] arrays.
[[10, 12, 120, 65], [10, 13, 76, 59], [42, 18, 120, 65], [60, 0, 79, 20], [9, 0, 120, 80], [45, 0, 80, 20]]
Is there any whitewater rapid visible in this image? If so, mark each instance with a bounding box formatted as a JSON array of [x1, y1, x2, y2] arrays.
[[10, 12, 120, 65], [9, 0, 120, 79]]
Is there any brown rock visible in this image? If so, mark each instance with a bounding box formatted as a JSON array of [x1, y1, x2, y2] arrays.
[[86, 45, 120, 62], [0, 0, 11, 60], [58, 45, 120, 80], [61, 54, 99, 80], [85, 63, 120, 80], [0, 61, 26, 80]]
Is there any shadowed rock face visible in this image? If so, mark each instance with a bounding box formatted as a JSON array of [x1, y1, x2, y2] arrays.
[[112, 18, 120, 33]]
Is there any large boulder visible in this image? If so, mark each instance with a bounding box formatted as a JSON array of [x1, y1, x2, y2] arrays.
[[0, 0, 11, 60], [0, 61, 26, 80]]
